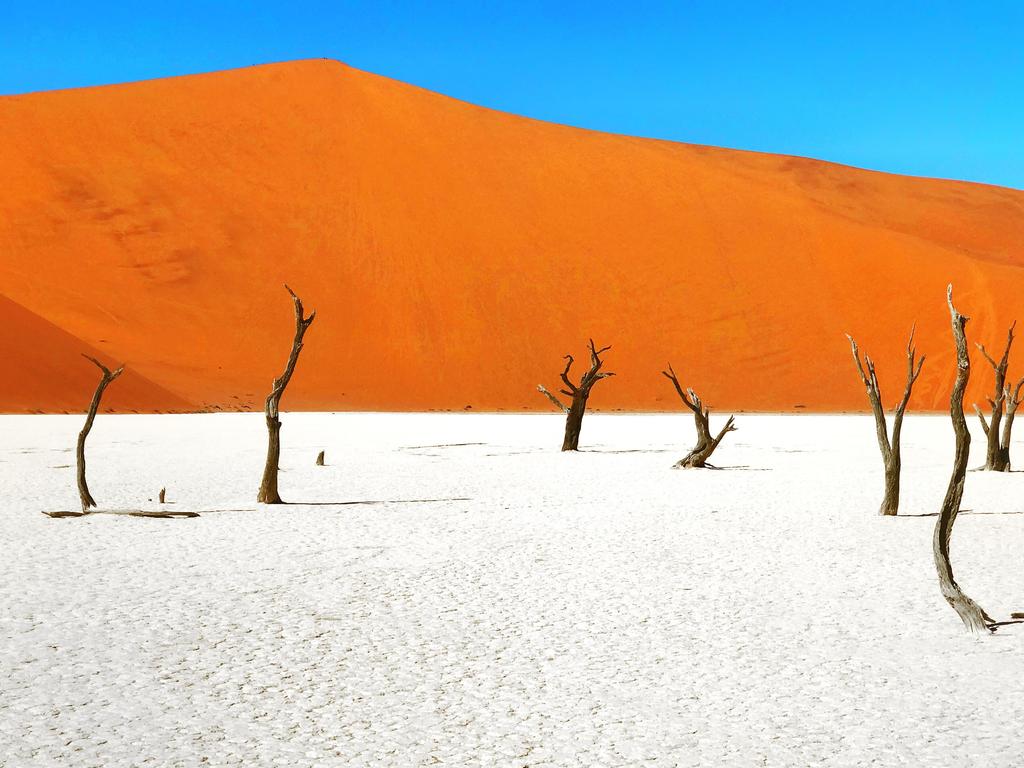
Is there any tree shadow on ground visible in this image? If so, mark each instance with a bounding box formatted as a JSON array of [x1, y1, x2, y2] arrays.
[[895, 508, 1024, 517], [580, 448, 674, 454], [283, 497, 472, 507], [399, 442, 487, 451]]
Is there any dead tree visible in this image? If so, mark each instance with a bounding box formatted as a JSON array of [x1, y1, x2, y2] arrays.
[[974, 322, 1019, 471], [258, 285, 316, 504], [661, 363, 736, 468], [77, 355, 124, 512], [846, 327, 925, 516], [537, 339, 614, 451], [997, 379, 1024, 471], [934, 286, 993, 633]]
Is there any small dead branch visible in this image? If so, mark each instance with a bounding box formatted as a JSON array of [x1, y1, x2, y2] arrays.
[[537, 385, 569, 414]]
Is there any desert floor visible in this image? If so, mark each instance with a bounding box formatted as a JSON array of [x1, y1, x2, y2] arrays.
[[2, 412, 1024, 767]]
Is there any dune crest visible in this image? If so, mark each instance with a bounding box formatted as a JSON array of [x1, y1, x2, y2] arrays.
[[1, 59, 1023, 413]]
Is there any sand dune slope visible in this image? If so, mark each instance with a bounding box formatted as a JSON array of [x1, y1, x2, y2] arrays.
[[0, 295, 193, 412], [1, 59, 1024, 412]]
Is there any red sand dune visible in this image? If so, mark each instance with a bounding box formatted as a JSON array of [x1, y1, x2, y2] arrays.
[[1, 58, 1024, 414], [0, 295, 192, 412]]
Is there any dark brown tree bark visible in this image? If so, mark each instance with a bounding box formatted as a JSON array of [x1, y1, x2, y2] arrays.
[[847, 327, 925, 516], [258, 285, 316, 504], [996, 378, 1024, 471], [77, 355, 124, 512], [661, 363, 736, 468], [537, 339, 614, 451], [934, 286, 993, 633], [974, 322, 1016, 471]]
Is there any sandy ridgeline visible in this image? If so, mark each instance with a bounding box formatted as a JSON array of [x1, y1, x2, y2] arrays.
[[2, 412, 1024, 766], [4, 59, 1024, 415]]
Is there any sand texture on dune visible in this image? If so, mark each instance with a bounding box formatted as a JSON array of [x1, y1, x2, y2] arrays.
[[2, 59, 1024, 412]]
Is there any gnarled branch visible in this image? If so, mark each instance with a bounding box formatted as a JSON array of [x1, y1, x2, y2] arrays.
[[537, 385, 569, 413]]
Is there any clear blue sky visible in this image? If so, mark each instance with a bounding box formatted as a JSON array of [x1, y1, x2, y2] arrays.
[[3, 1, 1022, 189]]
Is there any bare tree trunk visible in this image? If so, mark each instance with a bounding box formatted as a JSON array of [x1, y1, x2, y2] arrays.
[[974, 322, 1015, 471], [315, 450, 325, 466], [537, 340, 614, 451], [661, 363, 736, 468], [934, 286, 992, 633], [562, 394, 587, 451], [996, 379, 1024, 472], [847, 327, 925, 516], [158, 487, 166, 504], [258, 285, 316, 504], [76, 355, 124, 512], [879, 457, 900, 517]]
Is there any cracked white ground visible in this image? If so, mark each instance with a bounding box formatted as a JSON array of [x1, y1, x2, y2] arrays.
[[2, 412, 1024, 767]]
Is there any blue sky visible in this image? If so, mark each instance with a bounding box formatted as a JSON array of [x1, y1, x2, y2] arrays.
[[3, 2, 1022, 189]]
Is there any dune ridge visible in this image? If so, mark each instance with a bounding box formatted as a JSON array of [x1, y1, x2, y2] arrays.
[[1, 58, 1023, 413]]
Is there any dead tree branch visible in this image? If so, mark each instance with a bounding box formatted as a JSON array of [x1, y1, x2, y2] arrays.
[[537, 384, 569, 414]]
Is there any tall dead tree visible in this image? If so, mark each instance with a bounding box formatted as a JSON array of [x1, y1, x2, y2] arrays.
[[537, 339, 614, 451], [258, 285, 316, 504], [974, 322, 1020, 471], [934, 286, 993, 633], [846, 327, 925, 516], [661, 363, 736, 468], [77, 355, 124, 512]]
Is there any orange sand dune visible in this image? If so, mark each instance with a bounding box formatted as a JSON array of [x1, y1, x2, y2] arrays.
[[0, 295, 193, 412], [1, 59, 1024, 414]]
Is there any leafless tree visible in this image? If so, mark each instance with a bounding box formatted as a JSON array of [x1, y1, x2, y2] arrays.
[[974, 322, 1021, 471], [997, 380, 1024, 470], [846, 327, 925, 516], [934, 286, 993, 633], [537, 339, 614, 451], [258, 286, 316, 504], [76, 355, 124, 512], [661, 363, 736, 468]]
